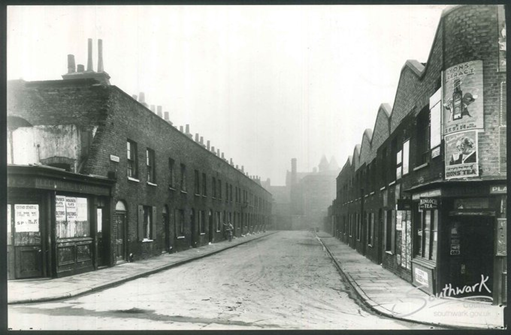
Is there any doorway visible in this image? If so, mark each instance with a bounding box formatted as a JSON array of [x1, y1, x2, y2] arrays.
[[12, 203, 44, 279], [208, 210, 214, 243], [113, 201, 127, 262], [163, 206, 171, 253], [191, 209, 197, 247], [448, 216, 494, 297]]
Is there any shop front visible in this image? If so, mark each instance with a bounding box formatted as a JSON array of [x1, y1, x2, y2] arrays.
[[7, 165, 115, 279], [408, 182, 507, 305]]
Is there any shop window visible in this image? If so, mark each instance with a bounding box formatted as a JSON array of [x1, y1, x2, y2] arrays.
[[168, 158, 175, 188], [180, 164, 187, 192], [416, 209, 438, 260], [202, 173, 207, 196], [146, 148, 156, 184], [138, 205, 156, 241], [127, 140, 138, 179], [56, 196, 89, 238]]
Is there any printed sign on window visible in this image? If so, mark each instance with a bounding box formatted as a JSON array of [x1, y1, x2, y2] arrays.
[[442, 60, 484, 135], [414, 267, 429, 286], [56, 195, 66, 222], [14, 204, 39, 232], [76, 197, 88, 221], [7, 205, 11, 233], [445, 130, 479, 179], [65, 197, 77, 222]]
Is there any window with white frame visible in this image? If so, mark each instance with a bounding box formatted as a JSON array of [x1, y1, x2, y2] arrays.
[[146, 148, 156, 184], [127, 140, 138, 179]]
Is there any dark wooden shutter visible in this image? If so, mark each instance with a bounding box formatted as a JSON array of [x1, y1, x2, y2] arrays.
[[138, 205, 144, 241], [151, 206, 157, 240]]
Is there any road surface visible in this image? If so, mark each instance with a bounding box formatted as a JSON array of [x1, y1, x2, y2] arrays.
[[9, 231, 438, 330]]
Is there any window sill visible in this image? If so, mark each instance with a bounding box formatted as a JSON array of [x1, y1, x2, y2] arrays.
[[385, 251, 394, 255], [202, 195, 207, 198], [216, 230, 221, 233], [177, 236, 186, 239], [147, 182, 157, 187], [169, 186, 176, 191], [388, 181, 396, 186], [142, 238, 153, 243], [194, 193, 201, 197], [380, 186, 386, 191], [128, 177, 140, 183], [180, 190, 187, 194], [413, 162, 429, 171], [370, 191, 375, 196], [200, 233, 206, 236], [368, 243, 373, 248]]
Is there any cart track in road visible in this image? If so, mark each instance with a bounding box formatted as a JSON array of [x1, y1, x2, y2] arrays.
[[9, 231, 438, 330]]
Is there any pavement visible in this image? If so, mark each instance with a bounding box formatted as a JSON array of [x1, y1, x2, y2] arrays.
[[8, 231, 275, 305], [315, 231, 506, 330]]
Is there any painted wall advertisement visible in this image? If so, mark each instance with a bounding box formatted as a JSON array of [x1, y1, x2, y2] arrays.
[[443, 60, 484, 135], [445, 130, 479, 179], [14, 204, 39, 232]]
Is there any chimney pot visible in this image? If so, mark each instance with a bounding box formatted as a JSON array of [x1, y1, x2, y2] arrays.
[[200, 136, 204, 144], [77, 64, 85, 72], [132, 94, 137, 100], [139, 92, 145, 103], [241, 166, 244, 172], [97, 39, 104, 72], [207, 140, 210, 150], [67, 54, 76, 73], [87, 38, 93, 72], [221, 152, 225, 159], [186, 124, 190, 134], [195, 133, 199, 142], [157, 106, 162, 114], [151, 105, 155, 113], [164, 112, 169, 121], [179, 126, 184, 132]]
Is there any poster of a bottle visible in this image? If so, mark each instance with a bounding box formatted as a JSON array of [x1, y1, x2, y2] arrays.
[[442, 60, 484, 135], [445, 130, 479, 179]]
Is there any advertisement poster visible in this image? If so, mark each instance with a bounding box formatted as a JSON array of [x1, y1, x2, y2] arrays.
[[14, 204, 39, 232], [7, 205, 11, 233], [76, 197, 88, 221], [445, 130, 479, 179], [442, 60, 484, 135]]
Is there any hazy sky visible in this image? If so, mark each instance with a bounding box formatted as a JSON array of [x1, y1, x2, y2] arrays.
[[7, 5, 448, 185]]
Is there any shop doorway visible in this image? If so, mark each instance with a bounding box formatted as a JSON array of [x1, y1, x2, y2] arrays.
[[12, 204, 44, 279], [448, 216, 494, 297], [113, 201, 127, 262]]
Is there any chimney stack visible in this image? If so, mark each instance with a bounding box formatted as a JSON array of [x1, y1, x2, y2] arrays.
[[200, 136, 204, 145], [179, 125, 184, 132], [212, 146, 215, 153], [195, 133, 199, 142], [132, 94, 137, 100], [164, 111, 169, 121], [139, 92, 145, 104], [151, 105, 155, 113], [222, 152, 225, 159], [97, 39, 104, 72], [230, 158, 233, 165], [157, 106, 162, 118], [77, 64, 85, 72], [207, 140, 210, 150], [67, 55, 76, 73], [241, 166, 244, 172], [87, 38, 93, 72], [186, 124, 190, 135]]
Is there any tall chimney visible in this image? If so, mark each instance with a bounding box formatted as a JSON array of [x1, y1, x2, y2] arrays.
[[67, 55, 76, 73], [87, 38, 93, 72], [291, 158, 297, 185], [97, 39, 104, 72], [186, 124, 190, 134]]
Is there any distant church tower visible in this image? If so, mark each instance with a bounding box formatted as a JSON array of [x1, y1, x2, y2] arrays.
[[318, 155, 329, 173]]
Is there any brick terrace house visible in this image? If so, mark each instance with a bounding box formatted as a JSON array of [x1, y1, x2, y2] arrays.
[[331, 5, 507, 305], [7, 39, 272, 279]]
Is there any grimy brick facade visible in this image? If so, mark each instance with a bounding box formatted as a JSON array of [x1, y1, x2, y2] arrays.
[[8, 77, 272, 264], [331, 5, 507, 304]]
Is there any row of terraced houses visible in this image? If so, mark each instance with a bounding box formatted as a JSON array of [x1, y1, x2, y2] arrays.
[[7, 39, 272, 280], [325, 5, 507, 305]]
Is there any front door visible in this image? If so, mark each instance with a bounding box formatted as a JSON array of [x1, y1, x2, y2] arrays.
[[209, 210, 213, 243], [113, 212, 126, 261], [13, 204, 43, 279]]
